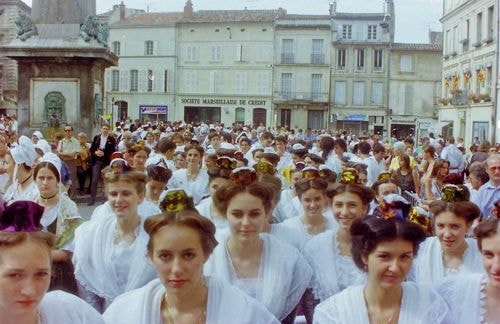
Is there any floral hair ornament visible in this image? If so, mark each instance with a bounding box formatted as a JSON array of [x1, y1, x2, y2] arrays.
[[216, 157, 237, 170], [373, 194, 411, 221], [302, 166, 320, 180], [408, 206, 432, 235], [441, 184, 467, 202], [377, 171, 392, 183], [0, 200, 45, 232], [230, 167, 257, 186], [159, 189, 193, 213], [253, 161, 276, 175], [339, 168, 359, 184], [318, 165, 337, 182]]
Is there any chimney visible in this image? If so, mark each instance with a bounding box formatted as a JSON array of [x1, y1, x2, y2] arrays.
[[330, 1, 337, 16], [184, 0, 193, 19], [119, 1, 126, 21]]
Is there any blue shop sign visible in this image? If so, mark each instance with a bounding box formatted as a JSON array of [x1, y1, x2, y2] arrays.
[[346, 114, 365, 121], [140, 105, 168, 114]]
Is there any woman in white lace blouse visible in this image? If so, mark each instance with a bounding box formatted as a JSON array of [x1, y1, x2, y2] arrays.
[[410, 199, 483, 284], [314, 216, 446, 324], [205, 180, 312, 321], [433, 218, 500, 324], [303, 183, 374, 305]]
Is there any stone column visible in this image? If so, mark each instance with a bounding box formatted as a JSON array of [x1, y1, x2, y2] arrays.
[[32, 0, 96, 24]]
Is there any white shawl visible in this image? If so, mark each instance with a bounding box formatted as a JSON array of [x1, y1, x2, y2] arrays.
[[314, 282, 447, 324], [103, 278, 280, 324], [411, 237, 484, 284], [40, 290, 104, 324], [303, 230, 365, 301], [204, 233, 312, 320], [279, 215, 337, 250], [72, 213, 156, 301], [434, 273, 485, 324]]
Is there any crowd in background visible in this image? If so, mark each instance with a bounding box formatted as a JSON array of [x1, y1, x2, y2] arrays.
[[0, 116, 498, 323]]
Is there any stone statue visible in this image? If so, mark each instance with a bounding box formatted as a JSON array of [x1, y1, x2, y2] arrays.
[[44, 91, 67, 128], [80, 15, 99, 41], [14, 13, 38, 41], [80, 16, 109, 47], [97, 23, 109, 47]]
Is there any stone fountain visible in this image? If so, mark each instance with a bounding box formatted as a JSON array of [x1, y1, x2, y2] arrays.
[[0, 0, 117, 137]]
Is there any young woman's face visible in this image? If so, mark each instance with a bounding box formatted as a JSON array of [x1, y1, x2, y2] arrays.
[[439, 162, 450, 177], [132, 150, 148, 170], [362, 239, 414, 290], [150, 225, 206, 297], [35, 167, 59, 198], [239, 141, 250, 153], [0, 240, 51, 317], [107, 180, 144, 219], [226, 192, 267, 241], [186, 149, 201, 168], [146, 179, 166, 203], [435, 211, 470, 254], [209, 177, 230, 197], [332, 192, 368, 230], [304, 157, 319, 167], [174, 154, 187, 169], [480, 232, 500, 289], [376, 183, 399, 203], [300, 188, 326, 219]]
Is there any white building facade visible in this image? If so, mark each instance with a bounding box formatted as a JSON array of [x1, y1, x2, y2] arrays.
[[105, 11, 180, 122], [388, 43, 443, 140], [273, 15, 331, 131], [329, 0, 394, 136], [439, 0, 497, 147]]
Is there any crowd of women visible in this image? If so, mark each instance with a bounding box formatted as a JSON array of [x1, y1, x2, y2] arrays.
[[0, 123, 499, 324]]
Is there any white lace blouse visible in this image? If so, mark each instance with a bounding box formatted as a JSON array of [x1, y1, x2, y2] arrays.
[[433, 273, 489, 324], [410, 237, 484, 285], [303, 230, 365, 301], [314, 282, 447, 324], [204, 233, 312, 320]]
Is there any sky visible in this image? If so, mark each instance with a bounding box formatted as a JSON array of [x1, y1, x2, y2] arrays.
[[21, 0, 443, 43]]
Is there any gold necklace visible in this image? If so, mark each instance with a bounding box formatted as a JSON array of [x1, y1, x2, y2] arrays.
[[163, 290, 207, 324]]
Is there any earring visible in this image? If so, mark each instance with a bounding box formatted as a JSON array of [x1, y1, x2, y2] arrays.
[[363, 264, 368, 271]]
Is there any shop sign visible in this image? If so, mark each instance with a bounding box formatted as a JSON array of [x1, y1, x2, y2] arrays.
[[140, 105, 167, 114], [345, 114, 365, 121]]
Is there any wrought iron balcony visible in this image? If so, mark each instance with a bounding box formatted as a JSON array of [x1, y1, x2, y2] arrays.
[[274, 91, 329, 102], [280, 53, 295, 64], [310, 53, 325, 65]]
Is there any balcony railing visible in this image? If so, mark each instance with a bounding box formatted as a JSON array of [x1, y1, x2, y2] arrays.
[[275, 91, 329, 102], [310, 53, 325, 65], [281, 53, 295, 64]]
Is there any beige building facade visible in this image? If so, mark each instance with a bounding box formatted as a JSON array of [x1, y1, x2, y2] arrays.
[[175, 5, 281, 128]]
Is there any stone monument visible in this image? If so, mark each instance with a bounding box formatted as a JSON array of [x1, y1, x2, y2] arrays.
[[0, 0, 117, 137]]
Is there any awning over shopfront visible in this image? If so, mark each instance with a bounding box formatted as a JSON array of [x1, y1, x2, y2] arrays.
[[429, 121, 452, 135]]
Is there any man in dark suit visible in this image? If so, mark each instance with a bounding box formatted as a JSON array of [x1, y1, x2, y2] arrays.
[[88, 124, 116, 205]]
